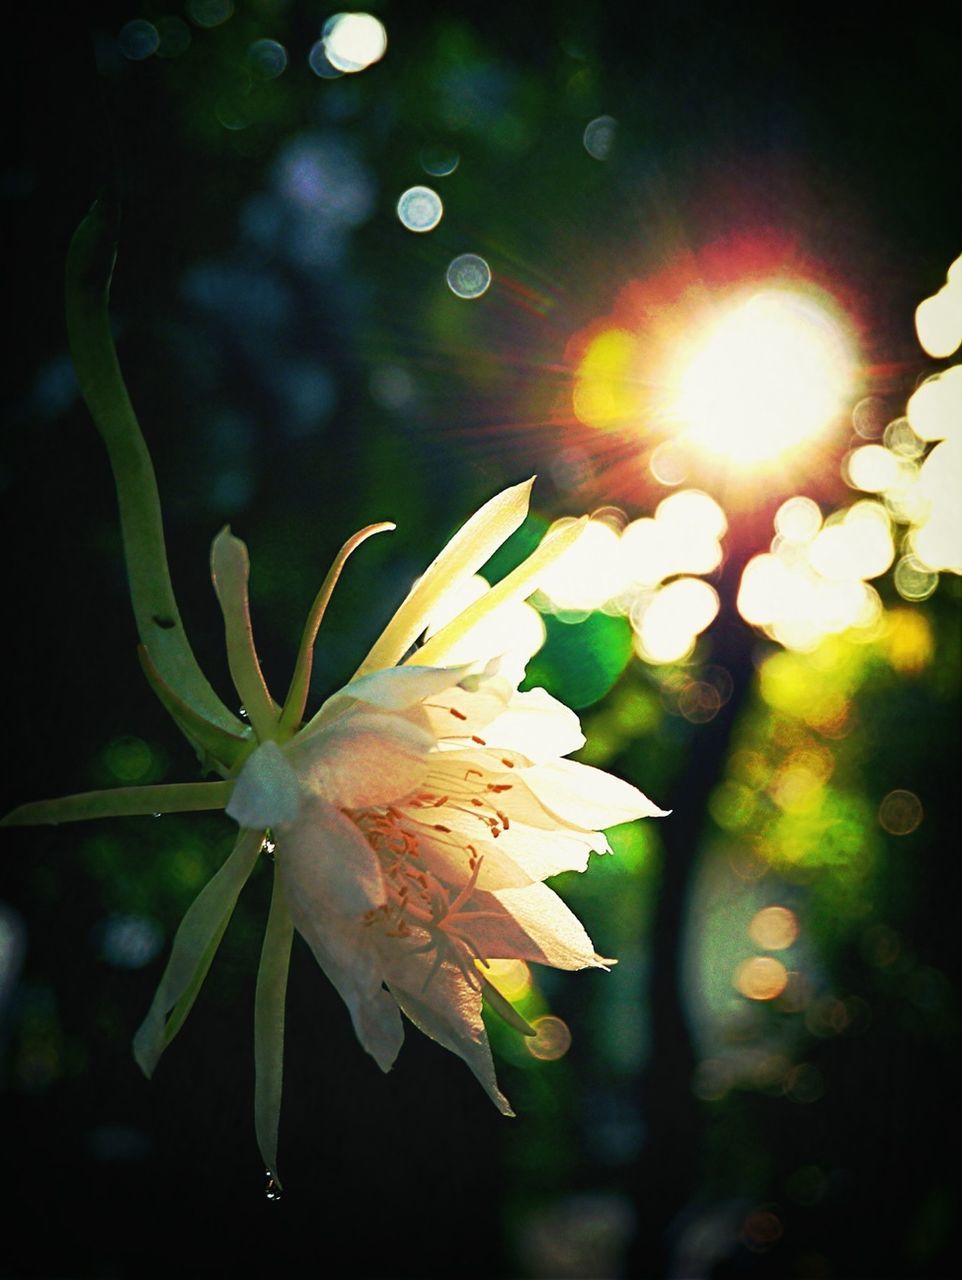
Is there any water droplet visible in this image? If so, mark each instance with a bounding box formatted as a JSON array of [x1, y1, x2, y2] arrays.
[[239, 707, 249, 719], [260, 837, 277, 861], [151, 813, 162, 819], [446, 253, 491, 299], [265, 1171, 282, 1201]]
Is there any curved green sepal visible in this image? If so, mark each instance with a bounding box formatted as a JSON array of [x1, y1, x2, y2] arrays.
[[479, 973, 536, 1037], [133, 828, 264, 1078], [210, 528, 280, 744], [254, 868, 294, 1188], [1, 780, 232, 827], [279, 521, 395, 736], [139, 645, 252, 775], [65, 203, 243, 736]]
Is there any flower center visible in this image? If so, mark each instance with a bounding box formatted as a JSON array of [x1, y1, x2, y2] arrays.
[[350, 801, 503, 990]]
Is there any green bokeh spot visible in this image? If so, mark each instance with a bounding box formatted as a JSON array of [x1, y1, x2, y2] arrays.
[[603, 821, 652, 874], [101, 736, 163, 785], [482, 512, 550, 583], [522, 611, 633, 709]]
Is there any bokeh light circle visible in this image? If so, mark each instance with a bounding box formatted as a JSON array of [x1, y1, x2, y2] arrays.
[[583, 115, 618, 160], [526, 1015, 573, 1061], [483, 958, 532, 1002], [677, 680, 722, 723], [446, 254, 491, 299], [155, 17, 192, 58], [915, 259, 962, 358], [742, 1208, 784, 1250], [308, 40, 342, 77], [852, 395, 887, 439], [397, 185, 443, 232], [894, 554, 939, 601], [420, 144, 460, 176], [884, 417, 925, 459], [634, 577, 719, 664], [649, 439, 690, 486], [908, 366, 962, 443], [322, 12, 387, 73], [748, 906, 799, 950], [844, 444, 901, 493], [775, 495, 822, 543], [784, 1063, 825, 1103], [878, 789, 923, 835], [187, 0, 234, 28], [735, 956, 789, 1000], [248, 38, 288, 79], [119, 19, 159, 60]]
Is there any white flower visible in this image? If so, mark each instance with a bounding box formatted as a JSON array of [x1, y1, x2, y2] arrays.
[[5, 478, 667, 1182], [227, 658, 665, 1113]]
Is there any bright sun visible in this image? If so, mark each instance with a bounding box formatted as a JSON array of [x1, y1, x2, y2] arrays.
[[672, 288, 855, 467]]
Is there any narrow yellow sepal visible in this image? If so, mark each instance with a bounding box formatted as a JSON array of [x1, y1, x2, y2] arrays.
[[411, 515, 588, 668], [356, 479, 535, 677]]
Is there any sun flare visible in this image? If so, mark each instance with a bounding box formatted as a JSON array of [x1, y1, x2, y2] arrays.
[[671, 288, 855, 468]]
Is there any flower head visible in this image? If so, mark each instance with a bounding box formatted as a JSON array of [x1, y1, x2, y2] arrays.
[[4, 478, 667, 1181], [228, 655, 664, 1113]]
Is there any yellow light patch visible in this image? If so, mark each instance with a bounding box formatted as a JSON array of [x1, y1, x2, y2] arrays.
[[573, 328, 639, 429]]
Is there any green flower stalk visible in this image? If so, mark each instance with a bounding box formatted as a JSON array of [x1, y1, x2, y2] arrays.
[[65, 201, 246, 754], [3, 207, 668, 1186]]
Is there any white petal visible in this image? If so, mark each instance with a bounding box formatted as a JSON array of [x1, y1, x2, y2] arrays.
[[280, 794, 386, 917], [278, 826, 404, 1072], [417, 674, 515, 743], [480, 687, 585, 761], [226, 740, 301, 829], [386, 961, 513, 1115], [312, 663, 472, 725], [414, 805, 604, 885], [477, 820, 603, 878], [357, 479, 534, 677], [413, 825, 536, 891], [425, 752, 573, 831], [297, 914, 403, 1072], [352, 985, 407, 1073], [289, 711, 433, 809], [468, 882, 608, 971], [520, 759, 669, 830]]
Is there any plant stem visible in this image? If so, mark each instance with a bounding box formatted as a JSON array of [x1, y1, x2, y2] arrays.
[[65, 201, 242, 735]]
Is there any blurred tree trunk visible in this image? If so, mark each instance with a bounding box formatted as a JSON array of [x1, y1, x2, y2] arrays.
[[626, 500, 777, 1277]]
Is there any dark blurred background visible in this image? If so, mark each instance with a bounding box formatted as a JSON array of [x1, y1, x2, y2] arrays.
[[2, 2, 959, 1277]]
